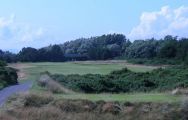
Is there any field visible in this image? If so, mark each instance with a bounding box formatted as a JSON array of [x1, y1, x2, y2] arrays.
[[56, 93, 181, 103], [9, 60, 158, 81], [8, 61, 183, 103]]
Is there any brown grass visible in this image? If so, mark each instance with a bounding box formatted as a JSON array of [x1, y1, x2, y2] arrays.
[[37, 74, 75, 94], [8, 63, 35, 80], [0, 92, 183, 120]]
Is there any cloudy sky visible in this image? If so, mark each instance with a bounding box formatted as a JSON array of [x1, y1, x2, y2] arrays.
[[0, 0, 188, 52]]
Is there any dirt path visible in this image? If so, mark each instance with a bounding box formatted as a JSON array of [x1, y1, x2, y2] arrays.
[[8, 63, 35, 80], [0, 81, 33, 107]]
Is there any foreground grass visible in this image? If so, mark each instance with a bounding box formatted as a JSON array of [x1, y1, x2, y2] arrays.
[[1, 92, 183, 120], [55, 93, 182, 103]]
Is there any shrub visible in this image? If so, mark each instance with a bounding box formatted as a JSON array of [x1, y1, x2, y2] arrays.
[[51, 66, 188, 93], [0, 60, 7, 66], [0, 66, 18, 89], [23, 93, 54, 107]]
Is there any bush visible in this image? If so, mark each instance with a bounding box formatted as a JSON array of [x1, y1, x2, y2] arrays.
[[23, 93, 54, 107], [51, 66, 188, 93], [0, 66, 18, 89], [0, 60, 7, 66]]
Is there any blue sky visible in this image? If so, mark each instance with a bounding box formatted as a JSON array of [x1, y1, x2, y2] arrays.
[[0, 0, 188, 51]]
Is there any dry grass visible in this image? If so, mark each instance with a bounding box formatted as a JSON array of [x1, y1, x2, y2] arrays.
[[23, 92, 54, 107], [4, 92, 54, 109], [0, 112, 16, 120], [8, 63, 35, 80], [37, 74, 74, 94], [0, 106, 181, 120], [0, 92, 183, 120]]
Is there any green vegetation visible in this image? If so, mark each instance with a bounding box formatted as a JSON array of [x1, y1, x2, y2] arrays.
[[25, 62, 126, 75], [0, 60, 18, 89], [20, 61, 156, 80], [0, 60, 7, 66], [1, 34, 188, 66], [16, 35, 188, 65], [51, 66, 188, 93], [56, 93, 181, 103], [9, 62, 183, 103], [15, 61, 155, 91], [126, 58, 182, 65]]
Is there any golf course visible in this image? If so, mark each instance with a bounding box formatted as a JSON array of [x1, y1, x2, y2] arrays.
[[8, 61, 182, 103]]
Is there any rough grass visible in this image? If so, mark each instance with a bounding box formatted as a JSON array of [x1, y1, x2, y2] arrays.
[[37, 74, 75, 94], [0, 92, 183, 120]]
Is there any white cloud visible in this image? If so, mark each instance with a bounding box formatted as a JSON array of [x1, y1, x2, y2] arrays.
[[0, 15, 53, 51], [128, 6, 188, 40]]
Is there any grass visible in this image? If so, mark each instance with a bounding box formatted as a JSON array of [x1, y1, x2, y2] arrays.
[[8, 61, 182, 103], [55, 93, 183, 103], [12, 61, 157, 84], [2, 92, 183, 120], [19, 61, 158, 91], [24, 61, 157, 75]]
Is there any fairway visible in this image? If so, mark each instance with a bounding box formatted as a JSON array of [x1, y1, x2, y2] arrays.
[[9, 61, 159, 82], [9, 60, 158, 80]]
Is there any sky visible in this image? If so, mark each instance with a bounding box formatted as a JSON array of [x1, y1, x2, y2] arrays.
[[0, 0, 188, 52]]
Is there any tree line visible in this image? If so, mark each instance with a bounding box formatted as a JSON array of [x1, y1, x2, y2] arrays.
[[0, 34, 188, 64]]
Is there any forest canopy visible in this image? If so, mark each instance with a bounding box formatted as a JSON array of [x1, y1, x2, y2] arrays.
[[0, 34, 188, 65]]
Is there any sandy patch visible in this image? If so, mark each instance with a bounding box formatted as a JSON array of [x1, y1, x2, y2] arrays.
[[8, 63, 35, 80], [8, 63, 35, 69]]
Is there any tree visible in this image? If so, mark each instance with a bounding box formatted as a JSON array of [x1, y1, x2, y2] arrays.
[[176, 38, 188, 61], [49, 45, 64, 62], [107, 44, 121, 57], [125, 39, 159, 58], [159, 36, 178, 58], [38, 48, 49, 61], [18, 47, 38, 62]]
